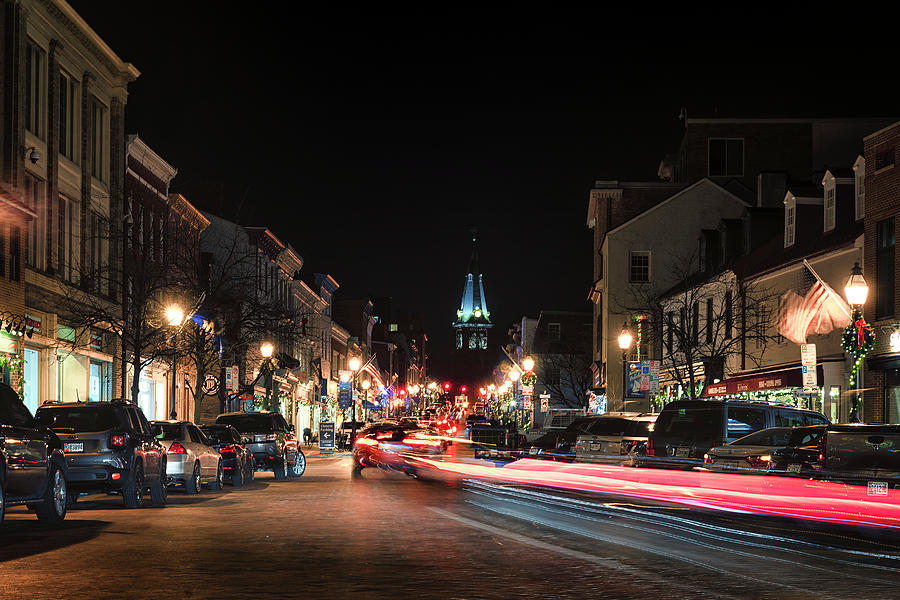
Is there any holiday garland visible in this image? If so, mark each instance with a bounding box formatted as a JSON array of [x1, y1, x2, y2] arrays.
[[0, 353, 25, 399], [841, 309, 875, 387], [520, 371, 537, 386]]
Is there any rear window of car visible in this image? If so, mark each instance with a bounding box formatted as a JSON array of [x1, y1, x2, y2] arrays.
[[726, 407, 767, 438], [587, 418, 627, 436], [216, 414, 274, 433], [730, 427, 791, 446], [37, 406, 118, 432], [202, 427, 237, 444], [788, 427, 826, 447], [152, 423, 184, 440], [654, 405, 723, 442], [567, 418, 600, 433], [624, 420, 653, 437]]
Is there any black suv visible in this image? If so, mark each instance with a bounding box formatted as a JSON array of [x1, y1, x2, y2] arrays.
[[215, 411, 303, 480], [35, 399, 167, 508], [0, 382, 68, 526], [646, 399, 831, 469]]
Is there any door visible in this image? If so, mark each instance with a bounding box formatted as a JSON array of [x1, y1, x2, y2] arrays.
[[0, 385, 48, 498]]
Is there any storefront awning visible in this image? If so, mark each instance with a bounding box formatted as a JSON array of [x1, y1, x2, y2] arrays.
[[705, 365, 824, 397]]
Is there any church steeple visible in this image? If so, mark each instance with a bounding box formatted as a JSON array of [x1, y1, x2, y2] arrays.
[[453, 234, 493, 350]]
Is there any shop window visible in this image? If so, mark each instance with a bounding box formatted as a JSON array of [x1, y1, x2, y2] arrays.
[[23, 348, 40, 414]]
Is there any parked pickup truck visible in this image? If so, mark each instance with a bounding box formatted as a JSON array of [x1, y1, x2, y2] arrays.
[[774, 424, 900, 492]]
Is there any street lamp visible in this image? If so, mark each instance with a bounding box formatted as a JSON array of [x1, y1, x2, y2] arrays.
[[166, 305, 184, 419], [260, 342, 275, 410], [522, 356, 535, 372], [618, 321, 633, 410], [843, 262, 869, 422]]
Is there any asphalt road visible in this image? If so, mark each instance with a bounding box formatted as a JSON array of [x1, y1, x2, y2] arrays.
[[2, 451, 900, 600]]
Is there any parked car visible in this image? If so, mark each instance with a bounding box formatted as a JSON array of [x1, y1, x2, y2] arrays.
[[36, 399, 167, 507], [471, 420, 526, 460], [767, 425, 830, 476], [524, 409, 587, 443], [646, 399, 830, 469], [214, 411, 305, 480], [0, 382, 68, 526], [523, 415, 610, 461], [776, 424, 900, 490], [352, 421, 443, 474], [573, 413, 657, 465], [199, 424, 254, 487], [150, 420, 223, 494]]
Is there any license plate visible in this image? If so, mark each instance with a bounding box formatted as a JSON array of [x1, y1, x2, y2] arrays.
[[787, 463, 802, 473], [868, 481, 889, 497], [64, 442, 84, 453], [722, 460, 740, 468], [674, 447, 690, 457], [528, 447, 539, 455], [590, 442, 602, 451]]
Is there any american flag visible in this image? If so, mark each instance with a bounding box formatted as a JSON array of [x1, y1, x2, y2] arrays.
[[363, 360, 384, 388], [778, 261, 851, 345]]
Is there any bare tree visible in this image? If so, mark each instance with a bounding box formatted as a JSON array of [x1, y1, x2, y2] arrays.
[[536, 351, 594, 409], [619, 248, 781, 400]]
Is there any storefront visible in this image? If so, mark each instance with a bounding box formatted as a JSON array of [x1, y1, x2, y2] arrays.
[[660, 361, 848, 420]]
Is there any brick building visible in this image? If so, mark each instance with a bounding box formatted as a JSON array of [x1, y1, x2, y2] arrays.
[[862, 121, 900, 423], [1, 0, 138, 411]]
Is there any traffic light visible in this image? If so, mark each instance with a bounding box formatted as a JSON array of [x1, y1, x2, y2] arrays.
[[399, 388, 407, 397], [443, 382, 451, 391], [460, 386, 467, 393]]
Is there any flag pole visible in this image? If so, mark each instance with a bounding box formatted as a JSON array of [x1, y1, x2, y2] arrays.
[[802, 259, 852, 319]]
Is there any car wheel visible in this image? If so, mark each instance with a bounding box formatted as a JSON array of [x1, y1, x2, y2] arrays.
[[35, 463, 67, 524], [185, 462, 201, 495], [289, 450, 306, 478], [352, 460, 364, 475], [231, 464, 244, 487], [122, 462, 144, 509], [209, 461, 224, 491], [150, 463, 168, 506], [273, 453, 287, 481]]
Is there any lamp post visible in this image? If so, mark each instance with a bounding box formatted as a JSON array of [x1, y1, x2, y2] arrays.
[[348, 356, 362, 445], [509, 370, 521, 427], [260, 342, 274, 411], [843, 262, 869, 422], [408, 384, 420, 415], [362, 379, 371, 421], [166, 305, 184, 420], [618, 320, 633, 411], [521, 356, 534, 427]]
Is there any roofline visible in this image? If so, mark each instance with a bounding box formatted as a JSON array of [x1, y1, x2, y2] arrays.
[[742, 241, 860, 284], [863, 120, 900, 141], [688, 117, 894, 125], [605, 178, 747, 238], [57, 0, 141, 80]]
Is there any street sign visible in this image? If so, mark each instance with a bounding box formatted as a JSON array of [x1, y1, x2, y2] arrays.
[[649, 360, 660, 393], [225, 367, 234, 392], [202, 375, 219, 395], [539, 393, 550, 412], [338, 380, 351, 409], [523, 394, 533, 410], [231, 365, 239, 391], [319, 422, 335, 452], [800, 343, 817, 387]]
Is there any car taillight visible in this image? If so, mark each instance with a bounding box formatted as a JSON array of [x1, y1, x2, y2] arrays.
[[747, 454, 773, 468], [109, 433, 127, 448], [376, 431, 393, 440], [218, 444, 235, 455], [817, 435, 826, 464], [167, 441, 187, 455], [647, 437, 655, 456], [265, 433, 277, 441], [710, 441, 727, 447], [402, 437, 441, 447]]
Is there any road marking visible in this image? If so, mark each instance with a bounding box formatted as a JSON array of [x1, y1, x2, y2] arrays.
[[427, 506, 736, 600]]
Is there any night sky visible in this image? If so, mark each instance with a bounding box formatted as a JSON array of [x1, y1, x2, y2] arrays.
[[67, 3, 889, 375]]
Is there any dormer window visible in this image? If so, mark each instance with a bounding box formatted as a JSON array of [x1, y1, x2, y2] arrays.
[[853, 156, 865, 220], [784, 196, 796, 248], [824, 185, 836, 232]]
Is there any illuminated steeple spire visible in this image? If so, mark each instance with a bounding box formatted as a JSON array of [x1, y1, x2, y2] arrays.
[[453, 233, 492, 350]]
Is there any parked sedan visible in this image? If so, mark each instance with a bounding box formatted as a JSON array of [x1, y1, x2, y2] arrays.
[[522, 416, 607, 461], [199, 424, 254, 487], [151, 421, 223, 494], [701, 427, 795, 473]]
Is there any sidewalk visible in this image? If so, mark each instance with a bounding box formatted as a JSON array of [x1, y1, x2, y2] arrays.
[[303, 446, 351, 458]]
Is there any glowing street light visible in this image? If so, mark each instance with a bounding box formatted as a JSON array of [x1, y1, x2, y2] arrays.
[[522, 356, 535, 372], [618, 320, 633, 409], [260, 342, 274, 358], [509, 371, 520, 382], [844, 262, 869, 307], [166, 305, 184, 327], [165, 304, 184, 419], [349, 356, 361, 372]]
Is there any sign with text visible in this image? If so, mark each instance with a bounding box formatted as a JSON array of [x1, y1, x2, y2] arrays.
[[202, 376, 220, 395], [318, 422, 335, 451], [626, 362, 646, 398], [539, 393, 550, 412], [523, 394, 533, 410], [338, 378, 352, 409], [800, 343, 817, 387], [225, 367, 234, 392]]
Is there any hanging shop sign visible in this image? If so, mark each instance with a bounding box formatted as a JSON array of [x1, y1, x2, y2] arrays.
[[25, 313, 42, 336], [0, 333, 18, 355], [338, 377, 352, 409], [202, 376, 220, 395], [626, 361, 645, 398]]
